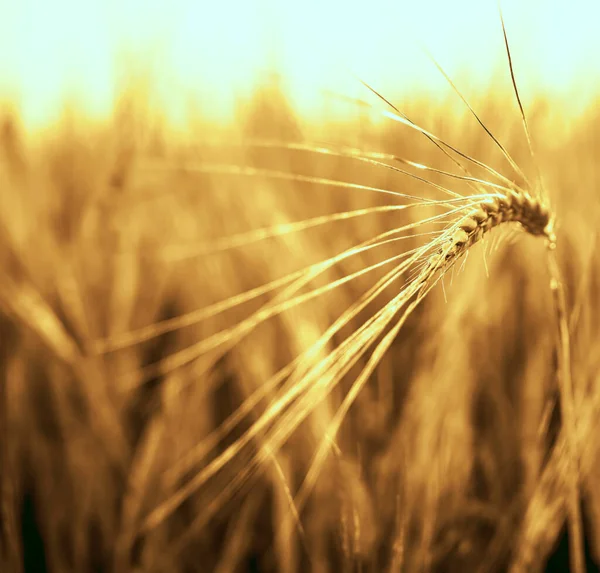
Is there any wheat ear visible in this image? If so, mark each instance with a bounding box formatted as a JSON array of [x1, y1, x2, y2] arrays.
[[427, 189, 552, 274]]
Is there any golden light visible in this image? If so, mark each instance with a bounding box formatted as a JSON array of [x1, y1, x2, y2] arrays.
[[2, 0, 599, 129]]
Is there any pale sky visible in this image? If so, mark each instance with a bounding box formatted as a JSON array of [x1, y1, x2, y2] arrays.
[[1, 0, 598, 128]]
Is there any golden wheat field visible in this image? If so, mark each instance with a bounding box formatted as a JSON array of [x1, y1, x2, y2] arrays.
[[1, 1, 600, 572]]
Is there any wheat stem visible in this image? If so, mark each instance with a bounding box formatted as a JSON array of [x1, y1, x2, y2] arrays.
[[420, 182, 584, 571], [546, 240, 585, 573]]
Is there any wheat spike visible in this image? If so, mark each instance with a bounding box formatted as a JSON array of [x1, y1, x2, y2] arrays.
[[428, 189, 552, 273]]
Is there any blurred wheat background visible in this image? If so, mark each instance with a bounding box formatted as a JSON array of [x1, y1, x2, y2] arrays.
[[1, 1, 600, 572]]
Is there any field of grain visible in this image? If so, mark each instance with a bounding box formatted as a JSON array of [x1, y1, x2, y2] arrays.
[[2, 4, 600, 573]]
